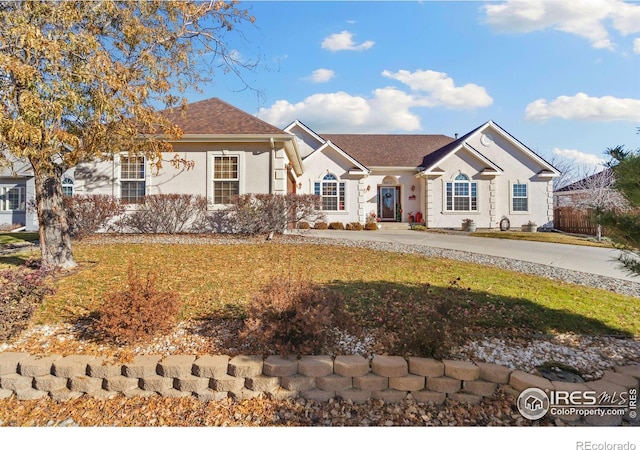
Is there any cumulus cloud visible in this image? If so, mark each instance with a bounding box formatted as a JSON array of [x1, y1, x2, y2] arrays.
[[321, 31, 375, 52], [382, 69, 493, 109], [257, 89, 421, 133], [304, 68, 336, 83], [525, 93, 640, 122], [483, 0, 640, 50], [552, 148, 606, 171], [257, 69, 492, 132]]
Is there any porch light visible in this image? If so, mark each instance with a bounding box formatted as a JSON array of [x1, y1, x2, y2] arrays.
[[411, 185, 416, 191]]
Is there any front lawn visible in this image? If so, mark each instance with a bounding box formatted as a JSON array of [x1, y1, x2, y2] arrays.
[[468, 230, 613, 248], [0, 232, 39, 245], [22, 240, 637, 339]]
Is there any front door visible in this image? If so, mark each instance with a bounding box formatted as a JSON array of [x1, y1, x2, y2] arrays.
[[379, 186, 399, 221]]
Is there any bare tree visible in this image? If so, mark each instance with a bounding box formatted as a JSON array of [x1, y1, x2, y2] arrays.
[[571, 168, 629, 241]]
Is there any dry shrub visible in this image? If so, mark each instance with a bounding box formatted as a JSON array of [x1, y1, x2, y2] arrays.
[[118, 194, 208, 234], [328, 222, 345, 230], [95, 264, 181, 345], [0, 262, 55, 341], [346, 222, 363, 231], [364, 222, 379, 230], [64, 194, 125, 239], [313, 222, 328, 230], [297, 221, 311, 230], [240, 274, 353, 355]]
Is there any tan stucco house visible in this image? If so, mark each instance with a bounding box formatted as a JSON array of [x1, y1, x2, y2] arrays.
[[7, 97, 559, 231]]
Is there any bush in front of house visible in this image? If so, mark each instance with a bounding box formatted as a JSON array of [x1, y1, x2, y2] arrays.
[[346, 222, 363, 231], [94, 264, 182, 345], [224, 193, 325, 234], [240, 274, 355, 355], [0, 262, 55, 341], [328, 222, 345, 230], [118, 194, 209, 234], [364, 222, 379, 230], [313, 221, 328, 230], [64, 194, 125, 239], [297, 221, 311, 229]]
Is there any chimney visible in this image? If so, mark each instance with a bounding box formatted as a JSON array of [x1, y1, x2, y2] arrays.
[[454, 133, 458, 139]]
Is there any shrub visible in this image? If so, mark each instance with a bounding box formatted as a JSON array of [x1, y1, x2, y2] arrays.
[[346, 222, 363, 231], [64, 195, 125, 239], [224, 193, 325, 234], [297, 221, 311, 230], [313, 221, 328, 230], [240, 274, 354, 355], [118, 194, 208, 234], [328, 222, 345, 230], [94, 264, 182, 345], [0, 263, 55, 341], [364, 222, 379, 230], [411, 225, 427, 231]]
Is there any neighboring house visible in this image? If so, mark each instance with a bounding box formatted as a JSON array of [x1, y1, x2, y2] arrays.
[[6, 97, 559, 231], [553, 168, 614, 208]]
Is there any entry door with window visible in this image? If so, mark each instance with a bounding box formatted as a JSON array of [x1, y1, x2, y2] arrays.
[[379, 186, 399, 221]]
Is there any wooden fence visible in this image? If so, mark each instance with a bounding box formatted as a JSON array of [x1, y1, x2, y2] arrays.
[[553, 207, 603, 236]]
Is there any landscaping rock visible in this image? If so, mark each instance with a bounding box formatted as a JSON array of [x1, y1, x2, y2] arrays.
[[298, 356, 333, 377], [476, 362, 512, 384], [443, 360, 480, 381], [157, 355, 195, 378], [334, 355, 369, 377], [263, 356, 298, 377], [123, 356, 161, 378], [408, 357, 444, 377], [0, 352, 30, 375], [193, 355, 230, 378], [52, 355, 96, 378], [426, 376, 461, 394], [18, 355, 61, 377], [389, 374, 425, 392], [371, 355, 407, 377], [353, 373, 388, 392], [509, 370, 554, 393]]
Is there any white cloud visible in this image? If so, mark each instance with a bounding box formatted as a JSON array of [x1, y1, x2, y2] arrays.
[[525, 93, 640, 122], [483, 0, 640, 51], [304, 68, 335, 83], [382, 69, 493, 109], [257, 89, 421, 133], [321, 31, 375, 52], [552, 148, 606, 171], [634, 38, 640, 54], [258, 69, 492, 132]]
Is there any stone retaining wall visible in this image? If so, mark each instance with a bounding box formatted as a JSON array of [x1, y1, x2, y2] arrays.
[[1, 352, 638, 426]]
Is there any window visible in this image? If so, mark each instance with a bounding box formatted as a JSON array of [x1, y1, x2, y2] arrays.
[[120, 155, 145, 204], [0, 186, 25, 211], [212, 155, 239, 204], [314, 174, 345, 211], [512, 183, 528, 212], [62, 177, 74, 197], [445, 174, 477, 212]]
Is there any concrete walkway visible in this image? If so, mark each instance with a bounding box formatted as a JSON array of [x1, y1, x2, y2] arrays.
[[295, 229, 640, 283]]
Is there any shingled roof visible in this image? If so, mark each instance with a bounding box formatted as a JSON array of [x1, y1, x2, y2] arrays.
[[320, 134, 455, 168], [158, 97, 288, 136]]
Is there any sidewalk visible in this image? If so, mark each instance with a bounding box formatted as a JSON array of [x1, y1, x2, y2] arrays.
[[294, 229, 639, 283]]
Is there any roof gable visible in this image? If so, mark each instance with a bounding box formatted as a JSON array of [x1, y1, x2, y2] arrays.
[[159, 98, 288, 135], [304, 140, 369, 174], [320, 134, 455, 168]]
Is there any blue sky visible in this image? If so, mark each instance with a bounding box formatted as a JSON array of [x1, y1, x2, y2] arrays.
[[188, 0, 640, 172]]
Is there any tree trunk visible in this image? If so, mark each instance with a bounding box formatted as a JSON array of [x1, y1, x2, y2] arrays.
[[33, 167, 77, 270]]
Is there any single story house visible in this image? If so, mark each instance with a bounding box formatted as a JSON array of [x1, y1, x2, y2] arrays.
[[3, 97, 559, 231], [553, 168, 614, 208]]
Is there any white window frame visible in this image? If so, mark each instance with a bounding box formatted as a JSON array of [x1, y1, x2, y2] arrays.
[[0, 186, 25, 211], [62, 177, 74, 197], [510, 182, 529, 213], [314, 173, 346, 212], [208, 152, 243, 207], [444, 174, 478, 213], [118, 154, 146, 205]]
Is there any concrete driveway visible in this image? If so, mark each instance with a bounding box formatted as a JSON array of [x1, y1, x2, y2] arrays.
[[295, 229, 639, 283]]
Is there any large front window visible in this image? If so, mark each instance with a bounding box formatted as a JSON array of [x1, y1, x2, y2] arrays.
[[213, 155, 239, 204], [445, 174, 477, 212], [120, 156, 145, 204], [0, 186, 25, 211], [314, 174, 345, 211], [512, 183, 528, 212]]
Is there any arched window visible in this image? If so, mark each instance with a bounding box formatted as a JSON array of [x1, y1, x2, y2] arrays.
[[445, 173, 477, 211], [62, 177, 74, 197], [314, 173, 345, 211]]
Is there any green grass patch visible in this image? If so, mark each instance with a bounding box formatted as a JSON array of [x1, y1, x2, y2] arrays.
[[21, 242, 639, 337], [0, 232, 39, 245]]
